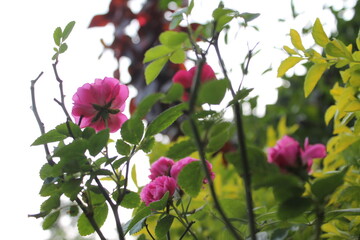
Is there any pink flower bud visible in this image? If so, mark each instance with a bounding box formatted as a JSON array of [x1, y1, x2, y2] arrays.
[[140, 176, 177, 206], [172, 64, 216, 101], [170, 157, 215, 183], [72, 77, 129, 133], [149, 157, 175, 180]]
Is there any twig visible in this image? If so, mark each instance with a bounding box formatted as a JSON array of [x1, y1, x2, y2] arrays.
[[179, 221, 196, 240], [213, 34, 257, 240], [30, 72, 55, 166]]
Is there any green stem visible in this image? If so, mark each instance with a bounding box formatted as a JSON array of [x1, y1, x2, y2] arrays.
[[171, 203, 198, 240], [314, 204, 325, 240], [213, 36, 257, 239]]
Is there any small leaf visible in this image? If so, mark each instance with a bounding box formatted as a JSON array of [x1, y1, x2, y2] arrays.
[[78, 203, 108, 236], [238, 12, 260, 23], [290, 29, 306, 51], [132, 93, 165, 119], [277, 56, 303, 78], [145, 103, 187, 137], [62, 21, 75, 41], [227, 88, 254, 107], [155, 215, 174, 238], [198, 79, 228, 105], [139, 136, 155, 153], [169, 48, 186, 64], [166, 139, 197, 160], [283, 45, 298, 55], [120, 191, 140, 209], [148, 191, 169, 210], [41, 194, 61, 212], [170, 14, 183, 30], [62, 178, 82, 201], [178, 161, 204, 197], [32, 129, 67, 146], [125, 207, 152, 234], [116, 139, 131, 156], [53, 27, 62, 46], [131, 164, 138, 187], [311, 168, 347, 200], [55, 122, 82, 138], [312, 18, 330, 47], [143, 45, 173, 63], [42, 211, 60, 230], [121, 118, 144, 144], [159, 31, 188, 48], [163, 83, 184, 103], [304, 63, 327, 97], [88, 129, 110, 156], [145, 56, 169, 85], [325, 39, 353, 60], [59, 43, 68, 53]]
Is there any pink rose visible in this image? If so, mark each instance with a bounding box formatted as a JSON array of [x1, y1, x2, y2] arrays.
[[170, 157, 215, 183], [268, 136, 326, 172], [172, 64, 216, 101], [72, 77, 129, 133], [149, 157, 175, 180], [140, 176, 177, 206]]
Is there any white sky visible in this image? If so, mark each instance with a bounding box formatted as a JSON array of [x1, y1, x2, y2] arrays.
[[0, 0, 355, 239]]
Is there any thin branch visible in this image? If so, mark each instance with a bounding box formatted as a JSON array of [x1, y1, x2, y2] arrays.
[[213, 34, 257, 240], [179, 221, 196, 240], [52, 60, 72, 122], [30, 72, 55, 166]]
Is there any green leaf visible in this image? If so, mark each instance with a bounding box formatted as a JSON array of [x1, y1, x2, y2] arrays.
[[40, 164, 55, 180], [120, 191, 140, 209], [82, 127, 96, 139], [139, 136, 155, 153], [41, 194, 61, 212], [326, 208, 360, 221], [357, 30, 360, 51], [166, 139, 197, 160], [58, 43, 68, 53], [32, 129, 67, 146], [312, 18, 330, 47], [206, 122, 234, 153], [132, 93, 165, 119], [116, 139, 131, 156], [78, 203, 108, 236], [39, 182, 59, 197], [178, 161, 204, 197], [143, 45, 173, 63], [169, 48, 186, 64], [155, 215, 174, 238], [53, 139, 87, 159], [148, 191, 169, 210], [159, 31, 188, 48], [55, 122, 82, 138], [304, 63, 327, 97], [131, 164, 138, 187], [125, 207, 152, 234], [53, 27, 62, 46], [278, 197, 312, 220], [69, 205, 79, 217], [145, 56, 169, 85], [145, 103, 187, 137], [62, 178, 82, 201], [227, 88, 253, 107], [311, 168, 347, 200], [42, 211, 60, 230], [163, 83, 184, 103], [62, 21, 75, 41], [325, 39, 353, 60], [277, 56, 303, 78], [290, 29, 306, 51], [169, 14, 183, 30], [238, 12, 260, 23], [121, 118, 144, 144], [198, 79, 228, 105], [88, 129, 109, 156]]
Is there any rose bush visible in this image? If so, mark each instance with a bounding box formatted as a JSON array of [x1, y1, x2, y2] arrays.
[[72, 77, 129, 133], [140, 176, 177, 206]]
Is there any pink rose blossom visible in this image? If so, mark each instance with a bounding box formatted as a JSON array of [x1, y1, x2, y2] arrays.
[[140, 176, 177, 206], [170, 157, 215, 183], [149, 157, 175, 180], [268, 135, 326, 172], [72, 77, 129, 133], [172, 64, 216, 101]]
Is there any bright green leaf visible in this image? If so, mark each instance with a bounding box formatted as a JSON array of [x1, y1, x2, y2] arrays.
[[159, 31, 188, 48], [145, 56, 169, 85], [131, 164, 138, 188], [143, 45, 173, 63], [62, 21, 75, 41], [178, 161, 204, 197], [169, 48, 186, 64], [325, 39, 353, 60], [304, 63, 327, 97], [290, 29, 306, 51], [312, 18, 330, 47], [277, 56, 303, 78], [53, 27, 62, 46], [145, 103, 187, 137]]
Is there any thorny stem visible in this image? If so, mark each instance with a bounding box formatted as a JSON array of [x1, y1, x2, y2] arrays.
[[187, 58, 243, 240], [52, 60, 72, 122], [30, 72, 107, 240], [213, 34, 257, 240]]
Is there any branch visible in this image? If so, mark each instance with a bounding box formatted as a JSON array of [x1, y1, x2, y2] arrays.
[[213, 35, 257, 240]]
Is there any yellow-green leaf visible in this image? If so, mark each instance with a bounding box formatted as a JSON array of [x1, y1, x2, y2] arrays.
[[344, 100, 360, 112], [357, 30, 360, 50], [169, 48, 186, 64], [304, 63, 328, 97], [325, 39, 353, 60], [290, 29, 305, 51], [312, 18, 330, 47], [145, 56, 169, 85], [277, 56, 303, 77], [325, 105, 337, 125], [283, 45, 298, 55]]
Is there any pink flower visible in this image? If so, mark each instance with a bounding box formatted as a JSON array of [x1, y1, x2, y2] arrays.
[[268, 136, 326, 172], [149, 157, 175, 180], [170, 157, 215, 183], [140, 176, 177, 206], [172, 64, 216, 101], [72, 77, 129, 133]]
